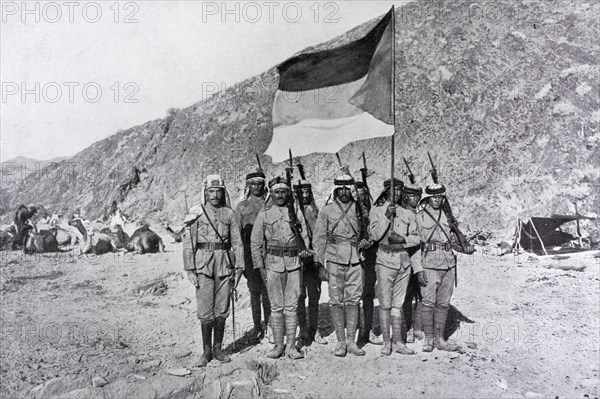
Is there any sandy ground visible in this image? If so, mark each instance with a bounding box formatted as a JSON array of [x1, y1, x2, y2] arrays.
[[1, 238, 599, 399]]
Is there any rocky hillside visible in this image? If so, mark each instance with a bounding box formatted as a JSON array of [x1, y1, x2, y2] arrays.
[[1, 0, 598, 235]]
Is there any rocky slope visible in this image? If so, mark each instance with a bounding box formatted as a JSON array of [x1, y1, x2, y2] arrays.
[[1, 0, 598, 234]]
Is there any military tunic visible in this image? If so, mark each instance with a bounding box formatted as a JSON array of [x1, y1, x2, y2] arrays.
[[250, 204, 305, 316], [369, 201, 421, 310], [314, 200, 363, 306], [415, 203, 457, 308], [183, 203, 244, 321]]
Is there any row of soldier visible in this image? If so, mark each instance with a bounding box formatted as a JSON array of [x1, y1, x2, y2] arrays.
[[182, 166, 468, 366]]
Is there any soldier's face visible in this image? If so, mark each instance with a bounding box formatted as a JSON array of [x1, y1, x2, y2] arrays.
[[207, 188, 225, 206], [357, 188, 368, 204], [429, 195, 444, 209], [248, 181, 265, 197], [405, 193, 421, 208], [393, 187, 403, 204], [336, 187, 353, 204], [300, 188, 312, 205], [273, 188, 290, 206]]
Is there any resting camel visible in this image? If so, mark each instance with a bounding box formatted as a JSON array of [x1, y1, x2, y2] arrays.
[[23, 224, 62, 254], [100, 224, 130, 250], [128, 225, 165, 254], [164, 222, 183, 243], [69, 218, 117, 255]]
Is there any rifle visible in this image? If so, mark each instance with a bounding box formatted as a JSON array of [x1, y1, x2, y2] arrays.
[[255, 153, 263, 173], [403, 157, 416, 185], [286, 149, 308, 254], [295, 159, 314, 250], [427, 152, 473, 255], [335, 153, 369, 243]]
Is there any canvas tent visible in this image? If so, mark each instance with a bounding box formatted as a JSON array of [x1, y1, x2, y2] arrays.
[[516, 214, 597, 255]]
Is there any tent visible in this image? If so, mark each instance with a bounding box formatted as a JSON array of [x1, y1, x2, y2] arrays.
[[516, 214, 597, 255]]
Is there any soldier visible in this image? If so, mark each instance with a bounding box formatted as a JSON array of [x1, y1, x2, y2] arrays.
[[294, 179, 327, 346], [402, 184, 424, 343], [183, 175, 244, 367], [370, 179, 426, 356], [314, 174, 370, 357], [250, 177, 309, 359], [415, 183, 462, 352], [235, 169, 271, 343], [355, 181, 383, 346]]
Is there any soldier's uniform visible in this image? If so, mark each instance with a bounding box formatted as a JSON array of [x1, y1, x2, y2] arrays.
[[183, 175, 244, 366], [415, 183, 461, 352], [294, 180, 326, 345], [314, 174, 366, 357], [370, 179, 422, 356], [402, 184, 424, 343], [235, 171, 270, 342], [250, 177, 306, 359]]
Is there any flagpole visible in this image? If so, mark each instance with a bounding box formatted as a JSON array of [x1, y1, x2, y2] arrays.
[[390, 5, 396, 231]]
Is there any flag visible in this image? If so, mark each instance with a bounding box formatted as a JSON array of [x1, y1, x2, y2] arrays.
[[266, 7, 395, 162]]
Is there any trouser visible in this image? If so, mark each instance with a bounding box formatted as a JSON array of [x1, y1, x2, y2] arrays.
[[297, 260, 322, 335], [421, 268, 455, 340], [245, 262, 270, 328], [265, 267, 301, 345], [327, 262, 363, 306], [196, 273, 231, 322]]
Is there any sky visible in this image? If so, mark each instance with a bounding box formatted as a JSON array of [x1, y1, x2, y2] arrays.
[[1, 0, 402, 162]]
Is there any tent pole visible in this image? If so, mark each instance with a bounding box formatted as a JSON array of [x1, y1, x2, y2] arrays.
[[529, 217, 548, 256]]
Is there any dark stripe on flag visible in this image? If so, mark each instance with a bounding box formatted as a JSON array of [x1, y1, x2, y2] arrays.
[[277, 9, 393, 92]]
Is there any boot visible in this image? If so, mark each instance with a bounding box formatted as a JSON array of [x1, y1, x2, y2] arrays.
[[345, 304, 365, 356], [249, 293, 264, 343], [196, 321, 213, 367], [434, 307, 462, 352], [413, 301, 424, 341], [330, 305, 347, 357], [266, 312, 285, 359], [361, 300, 383, 346], [285, 313, 304, 359], [212, 317, 231, 363], [379, 308, 392, 356], [421, 305, 434, 352], [308, 298, 323, 344], [391, 310, 415, 355]]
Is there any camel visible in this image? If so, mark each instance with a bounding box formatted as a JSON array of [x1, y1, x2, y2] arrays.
[[100, 224, 130, 250], [164, 222, 183, 243], [69, 218, 117, 255], [128, 225, 165, 254], [23, 224, 62, 254]]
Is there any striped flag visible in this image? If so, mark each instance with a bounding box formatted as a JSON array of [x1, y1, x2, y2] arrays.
[[266, 7, 395, 162]]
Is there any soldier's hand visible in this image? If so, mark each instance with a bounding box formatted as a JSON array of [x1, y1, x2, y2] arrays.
[[317, 263, 330, 282], [388, 232, 406, 245], [416, 270, 428, 287], [299, 250, 312, 259], [358, 239, 372, 250], [187, 271, 199, 288], [385, 204, 396, 219]]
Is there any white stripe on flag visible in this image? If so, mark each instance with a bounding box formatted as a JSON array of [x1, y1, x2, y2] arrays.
[[265, 112, 394, 162]]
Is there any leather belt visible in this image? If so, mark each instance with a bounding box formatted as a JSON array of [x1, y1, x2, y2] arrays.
[[197, 242, 231, 250], [378, 244, 406, 254], [266, 245, 299, 257], [326, 236, 358, 247], [422, 242, 452, 252]]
